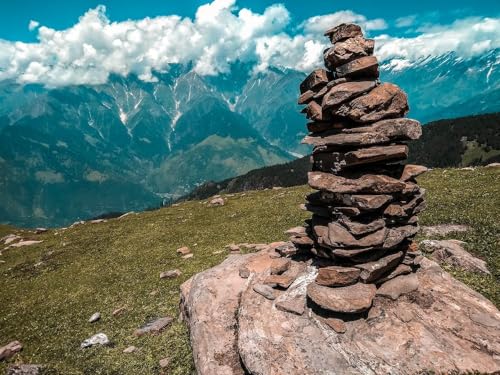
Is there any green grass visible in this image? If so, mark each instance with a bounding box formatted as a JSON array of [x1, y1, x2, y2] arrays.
[[0, 167, 499, 374]]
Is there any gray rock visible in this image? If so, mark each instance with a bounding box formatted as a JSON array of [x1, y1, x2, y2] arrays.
[[253, 284, 278, 300], [159, 357, 170, 368], [7, 364, 41, 375], [134, 317, 173, 336], [160, 269, 182, 279], [421, 224, 470, 237], [355, 251, 403, 283], [421, 239, 490, 274], [81, 333, 110, 348], [88, 312, 101, 323], [312, 145, 408, 172], [308, 171, 416, 195], [123, 345, 137, 353]]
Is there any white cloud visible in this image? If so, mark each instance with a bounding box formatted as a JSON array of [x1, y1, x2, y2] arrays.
[[395, 15, 416, 28], [28, 20, 40, 31], [0, 2, 498, 87], [301, 10, 387, 34], [375, 17, 500, 62]]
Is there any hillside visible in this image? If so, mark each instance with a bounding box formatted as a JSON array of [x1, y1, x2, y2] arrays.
[[408, 112, 500, 167], [0, 167, 499, 374], [184, 113, 500, 200]]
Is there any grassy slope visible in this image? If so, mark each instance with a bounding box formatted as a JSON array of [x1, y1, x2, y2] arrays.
[[0, 167, 499, 374]]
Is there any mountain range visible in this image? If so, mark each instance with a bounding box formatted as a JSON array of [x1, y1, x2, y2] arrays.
[[1, 49, 499, 227]]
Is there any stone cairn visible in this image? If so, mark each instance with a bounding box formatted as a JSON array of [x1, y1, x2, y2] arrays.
[[289, 23, 428, 316]]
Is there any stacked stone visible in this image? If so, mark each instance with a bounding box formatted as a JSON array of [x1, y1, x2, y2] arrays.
[[294, 23, 427, 315]]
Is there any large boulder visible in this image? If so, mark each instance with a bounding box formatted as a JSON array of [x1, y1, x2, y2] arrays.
[[180, 250, 500, 375]]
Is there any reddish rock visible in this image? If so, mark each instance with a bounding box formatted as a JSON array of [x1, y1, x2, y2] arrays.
[[264, 274, 296, 289], [285, 226, 307, 236], [400, 164, 428, 181], [324, 36, 375, 68], [304, 101, 330, 121], [308, 171, 415, 194], [337, 194, 392, 211], [322, 81, 377, 110], [383, 225, 419, 249], [337, 216, 386, 236], [316, 266, 360, 286], [298, 90, 315, 104], [324, 23, 363, 43], [377, 263, 412, 283], [335, 56, 379, 79], [307, 120, 346, 133], [319, 316, 347, 333], [384, 190, 426, 218], [300, 69, 329, 94], [321, 222, 387, 249], [334, 83, 408, 123], [270, 258, 291, 275], [176, 246, 191, 255], [307, 282, 376, 313], [303, 118, 422, 148], [179, 252, 266, 375], [275, 242, 299, 256], [312, 85, 329, 100], [376, 273, 419, 300], [356, 251, 403, 283], [290, 235, 314, 247], [181, 250, 500, 375]]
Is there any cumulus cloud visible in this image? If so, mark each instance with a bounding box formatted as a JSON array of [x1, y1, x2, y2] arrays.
[[300, 10, 387, 34], [0, 1, 498, 87], [375, 17, 500, 62]]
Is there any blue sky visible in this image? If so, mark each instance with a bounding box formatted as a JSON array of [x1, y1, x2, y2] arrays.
[[0, 0, 499, 86], [2, 0, 499, 42]]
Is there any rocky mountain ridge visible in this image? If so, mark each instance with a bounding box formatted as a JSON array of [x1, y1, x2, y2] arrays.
[[1, 49, 499, 227]]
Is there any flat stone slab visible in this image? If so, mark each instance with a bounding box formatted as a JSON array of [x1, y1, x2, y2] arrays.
[[303, 118, 422, 148], [334, 83, 408, 123], [307, 282, 376, 313], [376, 273, 419, 300], [316, 266, 360, 287], [180, 250, 500, 375]]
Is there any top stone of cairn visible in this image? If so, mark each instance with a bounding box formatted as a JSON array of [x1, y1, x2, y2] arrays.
[[324, 23, 363, 43]]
